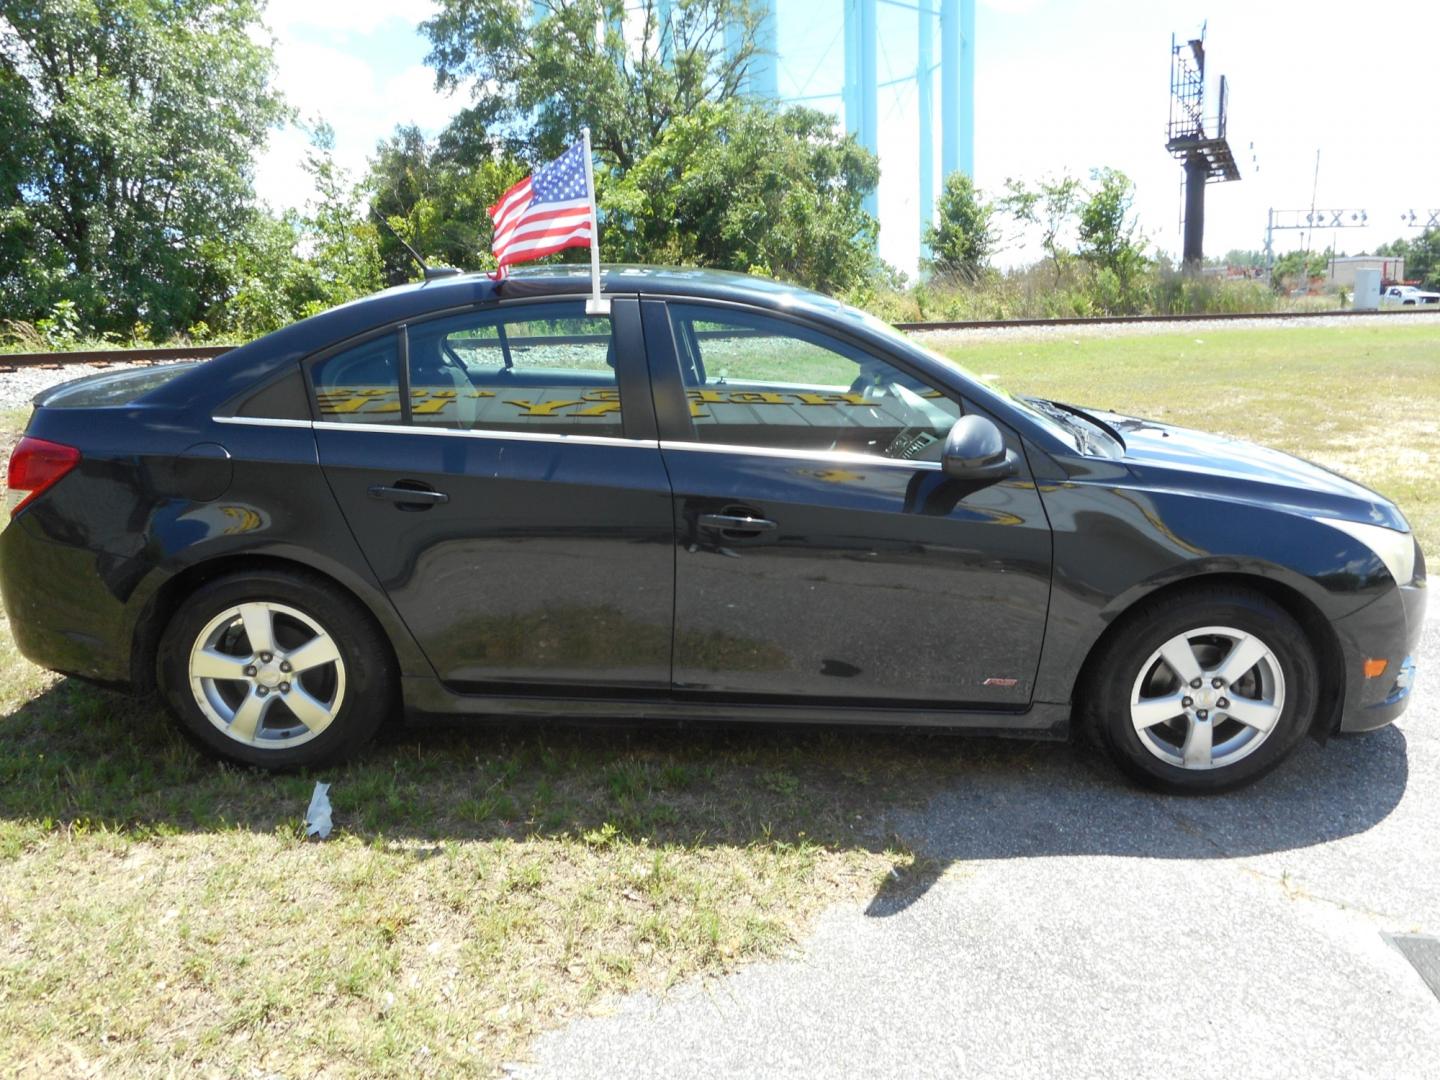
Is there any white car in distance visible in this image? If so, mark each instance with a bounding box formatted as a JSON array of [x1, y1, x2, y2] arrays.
[[1383, 284, 1440, 305]]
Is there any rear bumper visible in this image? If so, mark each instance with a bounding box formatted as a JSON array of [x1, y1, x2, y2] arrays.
[[0, 516, 141, 685], [1332, 580, 1427, 732]]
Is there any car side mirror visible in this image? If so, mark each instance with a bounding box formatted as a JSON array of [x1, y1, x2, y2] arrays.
[[942, 415, 1018, 481]]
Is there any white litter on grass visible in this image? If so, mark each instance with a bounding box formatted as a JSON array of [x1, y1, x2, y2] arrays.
[[304, 781, 333, 839]]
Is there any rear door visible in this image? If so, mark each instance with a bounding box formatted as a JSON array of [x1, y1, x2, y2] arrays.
[[644, 298, 1052, 708], [311, 296, 676, 692]]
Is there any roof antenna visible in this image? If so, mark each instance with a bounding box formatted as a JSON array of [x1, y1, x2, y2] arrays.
[[370, 211, 460, 281]]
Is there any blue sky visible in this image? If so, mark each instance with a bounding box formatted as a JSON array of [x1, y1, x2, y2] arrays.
[[255, 1, 1439, 275]]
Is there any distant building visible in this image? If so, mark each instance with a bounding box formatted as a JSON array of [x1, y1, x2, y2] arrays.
[[1327, 255, 1406, 289]]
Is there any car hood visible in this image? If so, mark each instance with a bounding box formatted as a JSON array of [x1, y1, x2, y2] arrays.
[[1083, 407, 1409, 532]]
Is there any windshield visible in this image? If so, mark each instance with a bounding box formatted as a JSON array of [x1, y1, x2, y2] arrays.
[[833, 303, 1093, 453]]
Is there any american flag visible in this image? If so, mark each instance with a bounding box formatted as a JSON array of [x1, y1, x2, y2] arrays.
[[488, 140, 594, 274]]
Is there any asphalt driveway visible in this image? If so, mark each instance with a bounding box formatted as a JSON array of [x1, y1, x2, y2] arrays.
[[519, 608, 1440, 1079]]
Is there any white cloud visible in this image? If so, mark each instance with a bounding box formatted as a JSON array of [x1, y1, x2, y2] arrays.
[[263, 0, 438, 37], [253, 6, 455, 214], [249, 0, 1439, 273], [967, 0, 1440, 267]]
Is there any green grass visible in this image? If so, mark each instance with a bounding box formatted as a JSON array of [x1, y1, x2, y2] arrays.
[[0, 320, 1436, 1075], [0, 622, 974, 1076], [926, 321, 1440, 553]]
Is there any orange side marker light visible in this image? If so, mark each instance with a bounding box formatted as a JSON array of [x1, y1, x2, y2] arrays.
[[1363, 659, 1388, 679]]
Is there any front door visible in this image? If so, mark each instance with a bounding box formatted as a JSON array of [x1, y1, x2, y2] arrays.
[[646, 299, 1052, 707], [312, 297, 675, 691]]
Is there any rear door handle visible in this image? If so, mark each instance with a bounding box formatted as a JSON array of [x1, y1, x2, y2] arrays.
[[698, 513, 776, 534], [368, 483, 449, 508]]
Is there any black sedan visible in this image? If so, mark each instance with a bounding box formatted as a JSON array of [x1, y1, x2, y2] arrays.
[[0, 267, 1426, 792]]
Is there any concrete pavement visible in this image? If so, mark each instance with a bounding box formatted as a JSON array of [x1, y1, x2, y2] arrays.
[[518, 610, 1440, 1078]]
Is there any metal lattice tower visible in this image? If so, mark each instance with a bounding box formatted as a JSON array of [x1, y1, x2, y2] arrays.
[[1165, 24, 1240, 268]]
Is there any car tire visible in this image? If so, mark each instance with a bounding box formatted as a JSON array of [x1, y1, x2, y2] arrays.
[[1083, 586, 1317, 794], [156, 568, 394, 770]]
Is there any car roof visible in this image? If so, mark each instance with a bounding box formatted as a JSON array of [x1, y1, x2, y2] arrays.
[[147, 265, 858, 411], [433, 263, 845, 309], [135, 262, 1070, 455]]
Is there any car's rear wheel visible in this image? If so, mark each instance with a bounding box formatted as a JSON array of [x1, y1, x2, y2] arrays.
[[157, 569, 393, 769], [1084, 586, 1318, 793]]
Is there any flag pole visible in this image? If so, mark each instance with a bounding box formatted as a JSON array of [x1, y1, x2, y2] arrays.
[[581, 126, 609, 315]]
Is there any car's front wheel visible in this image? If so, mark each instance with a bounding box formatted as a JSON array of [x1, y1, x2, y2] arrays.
[[157, 569, 394, 769], [1085, 586, 1318, 793]]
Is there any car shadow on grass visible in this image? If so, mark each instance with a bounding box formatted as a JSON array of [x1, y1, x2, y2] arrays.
[[0, 677, 1410, 918]]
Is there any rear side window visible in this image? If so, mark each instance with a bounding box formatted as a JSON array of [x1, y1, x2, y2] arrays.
[[307, 303, 623, 438], [666, 304, 961, 461], [311, 332, 402, 425], [405, 303, 620, 437]]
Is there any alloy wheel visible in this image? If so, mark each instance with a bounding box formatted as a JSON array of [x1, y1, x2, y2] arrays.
[[1128, 624, 1286, 771], [187, 601, 347, 749]]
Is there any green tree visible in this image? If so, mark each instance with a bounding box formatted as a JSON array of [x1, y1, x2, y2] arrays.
[[0, 0, 285, 337], [197, 127, 384, 339], [923, 172, 995, 284], [196, 209, 312, 339], [1271, 249, 1330, 288], [295, 125, 383, 310], [1077, 167, 1147, 302], [1215, 249, 1265, 269], [366, 125, 525, 283], [422, 0, 762, 169], [1378, 228, 1440, 288], [601, 100, 878, 294], [999, 174, 1081, 285]]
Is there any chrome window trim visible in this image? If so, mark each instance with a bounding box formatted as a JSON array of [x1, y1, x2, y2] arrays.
[[212, 416, 314, 429], [311, 419, 658, 449], [659, 439, 942, 471], [213, 421, 937, 465]]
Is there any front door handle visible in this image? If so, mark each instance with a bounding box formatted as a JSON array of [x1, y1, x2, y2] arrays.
[[369, 483, 449, 509], [698, 513, 776, 536]]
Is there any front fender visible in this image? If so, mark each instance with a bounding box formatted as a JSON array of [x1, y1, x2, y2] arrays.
[[1032, 480, 1394, 704]]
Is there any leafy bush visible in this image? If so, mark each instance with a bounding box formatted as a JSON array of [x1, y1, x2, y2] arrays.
[[1150, 274, 1277, 316], [853, 263, 1298, 325]]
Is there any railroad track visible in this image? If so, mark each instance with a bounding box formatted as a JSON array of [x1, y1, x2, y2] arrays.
[[1, 306, 1433, 370], [0, 345, 231, 371], [893, 306, 1439, 332]]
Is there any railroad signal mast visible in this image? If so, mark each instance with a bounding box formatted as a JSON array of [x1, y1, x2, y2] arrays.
[[1263, 208, 1368, 284], [1399, 209, 1440, 230], [1262, 209, 1437, 284], [1166, 24, 1241, 270]]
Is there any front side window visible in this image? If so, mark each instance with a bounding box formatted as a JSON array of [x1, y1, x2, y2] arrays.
[[310, 303, 622, 437], [667, 304, 961, 461]]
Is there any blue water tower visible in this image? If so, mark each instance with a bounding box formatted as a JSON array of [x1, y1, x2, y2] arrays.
[[726, 0, 975, 268]]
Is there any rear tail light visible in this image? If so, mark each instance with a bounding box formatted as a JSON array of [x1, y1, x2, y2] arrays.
[[7, 436, 81, 517]]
